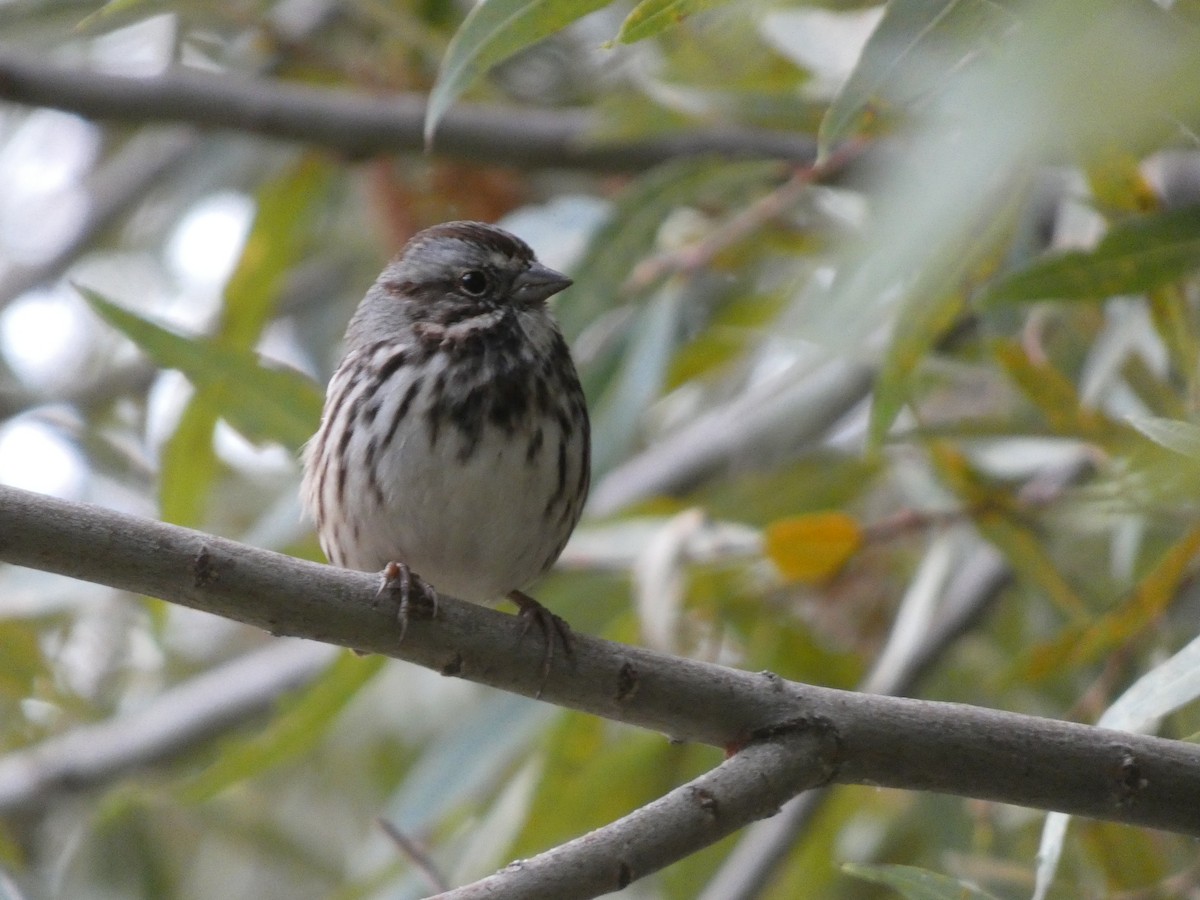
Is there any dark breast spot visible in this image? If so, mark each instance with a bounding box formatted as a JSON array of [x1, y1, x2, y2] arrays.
[[525, 426, 544, 464], [545, 437, 568, 515], [426, 370, 449, 448], [450, 387, 487, 461], [375, 347, 410, 385], [361, 398, 380, 426], [383, 378, 423, 450]]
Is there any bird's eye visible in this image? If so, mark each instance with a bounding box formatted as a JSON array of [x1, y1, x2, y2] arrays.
[[459, 270, 488, 296]]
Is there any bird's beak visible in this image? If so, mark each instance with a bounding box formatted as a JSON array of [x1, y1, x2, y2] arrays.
[[513, 262, 573, 305]]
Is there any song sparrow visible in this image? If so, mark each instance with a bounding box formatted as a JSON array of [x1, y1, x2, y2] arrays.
[[301, 221, 590, 670]]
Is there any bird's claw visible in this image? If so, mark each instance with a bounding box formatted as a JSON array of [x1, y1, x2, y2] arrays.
[[507, 589, 574, 698], [378, 562, 439, 642]]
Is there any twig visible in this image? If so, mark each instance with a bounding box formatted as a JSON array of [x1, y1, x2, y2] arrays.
[[588, 356, 875, 515], [378, 818, 450, 894], [434, 730, 835, 900], [697, 541, 1012, 900], [698, 460, 1093, 899], [624, 139, 868, 293], [0, 640, 334, 815], [0, 51, 818, 172]]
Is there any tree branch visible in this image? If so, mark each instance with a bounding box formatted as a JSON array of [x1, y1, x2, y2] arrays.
[[589, 356, 875, 515], [699, 542, 1014, 900], [436, 730, 834, 900], [1, 484, 1199, 849], [0, 639, 333, 816], [0, 52, 816, 172]]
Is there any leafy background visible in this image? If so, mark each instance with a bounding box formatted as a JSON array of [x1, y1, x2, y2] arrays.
[[2, 0, 1200, 897]]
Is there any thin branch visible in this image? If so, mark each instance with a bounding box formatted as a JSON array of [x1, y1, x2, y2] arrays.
[[1, 485, 1199, 844], [698, 453, 1096, 899], [435, 730, 834, 900], [0, 51, 817, 172], [378, 818, 450, 894], [698, 542, 1013, 900], [588, 356, 875, 515], [625, 139, 868, 292], [0, 639, 334, 816]]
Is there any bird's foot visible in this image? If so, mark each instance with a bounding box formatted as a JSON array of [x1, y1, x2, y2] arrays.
[[507, 589, 574, 698], [378, 562, 439, 642]]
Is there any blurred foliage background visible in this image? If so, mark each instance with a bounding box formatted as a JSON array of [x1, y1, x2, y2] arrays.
[[2, 0, 1200, 897]]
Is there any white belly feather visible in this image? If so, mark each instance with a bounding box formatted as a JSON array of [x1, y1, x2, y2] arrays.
[[303, 338, 586, 603]]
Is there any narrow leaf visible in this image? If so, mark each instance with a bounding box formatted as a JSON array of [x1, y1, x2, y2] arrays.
[[589, 281, 685, 474], [1126, 414, 1200, 459], [983, 206, 1200, 305], [562, 159, 781, 343], [993, 340, 1114, 441], [181, 652, 382, 803], [868, 285, 965, 448], [160, 400, 222, 527], [81, 289, 323, 449], [820, 0, 1018, 155], [425, 0, 610, 143], [219, 158, 331, 349], [1023, 524, 1200, 679], [844, 862, 1001, 900], [617, 0, 731, 44], [1085, 149, 1159, 216], [928, 443, 1087, 619], [866, 175, 1022, 447]]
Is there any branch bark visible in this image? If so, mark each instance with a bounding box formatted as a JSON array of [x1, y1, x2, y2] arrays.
[[436, 730, 834, 900], [0, 51, 816, 172], [1, 483, 1200, 892]]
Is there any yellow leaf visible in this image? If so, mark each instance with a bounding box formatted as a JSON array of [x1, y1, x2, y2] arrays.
[[1085, 149, 1159, 216], [765, 512, 863, 583]]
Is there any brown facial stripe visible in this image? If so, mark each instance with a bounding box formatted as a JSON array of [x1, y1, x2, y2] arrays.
[[381, 279, 420, 298]]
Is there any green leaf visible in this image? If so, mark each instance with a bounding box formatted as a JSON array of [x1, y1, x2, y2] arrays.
[[1127, 414, 1200, 459], [0, 622, 44, 707], [219, 158, 331, 350], [616, 0, 732, 44], [80, 289, 323, 450], [74, 0, 161, 32], [84, 159, 329, 526], [928, 443, 1087, 621], [181, 652, 382, 803], [160, 400, 223, 527], [1023, 525, 1200, 680], [982, 206, 1200, 305], [866, 174, 1025, 448], [868, 285, 965, 448], [820, 0, 1018, 155], [589, 280, 686, 474], [513, 712, 709, 857], [563, 159, 780, 343], [843, 863, 1001, 899], [425, 0, 611, 143]]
